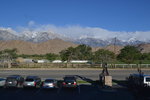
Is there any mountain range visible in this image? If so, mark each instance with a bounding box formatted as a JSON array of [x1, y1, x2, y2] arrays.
[[0, 28, 147, 47], [0, 28, 150, 55]]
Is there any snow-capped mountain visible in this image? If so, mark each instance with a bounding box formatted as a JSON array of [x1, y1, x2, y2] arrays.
[[74, 37, 145, 47], [0, 28, 148, 46], [0, 28, 20, 40], [20, 30, 69, 42], [75, 38, 109, 47]]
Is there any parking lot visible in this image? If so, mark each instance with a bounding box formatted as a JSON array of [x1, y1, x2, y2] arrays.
[[0, 69, 150, 100], [0, 84, 134, 100]]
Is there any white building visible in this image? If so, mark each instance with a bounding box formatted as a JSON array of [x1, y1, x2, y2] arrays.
[[70, 60, 88, 63], [52, 60, 62, 63], [37, 60, 49, 63]]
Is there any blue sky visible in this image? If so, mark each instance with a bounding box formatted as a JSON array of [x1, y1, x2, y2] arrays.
[[0, 0, 150, 31]]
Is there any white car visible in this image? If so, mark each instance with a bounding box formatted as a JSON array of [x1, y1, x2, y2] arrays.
[[0, 78, 6, 87], [42, 79, 58, 89]]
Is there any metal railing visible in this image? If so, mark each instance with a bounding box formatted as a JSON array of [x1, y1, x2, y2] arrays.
[[0, 63, 150, 68]]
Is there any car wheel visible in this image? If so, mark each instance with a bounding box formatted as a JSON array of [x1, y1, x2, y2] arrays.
[[35, 84, 38, 88], [3, 85, 7, 89]]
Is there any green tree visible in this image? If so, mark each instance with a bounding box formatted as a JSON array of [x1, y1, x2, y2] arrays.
[[1, 48, 18, 59], [141, 53, 150, 60], [59, 45, 92, 61], [75, 44, 92, 60], [45, 53, 58, 61], [117, 45, 141, 64], [93, 49, 115, 63], [0, 48, 18, 68], [59, 47, 76, 61]]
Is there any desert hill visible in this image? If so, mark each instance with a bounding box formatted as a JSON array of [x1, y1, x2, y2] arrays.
[[136, 43, 150, 53], [0, 39, 77, 55], [0, 39, 149, 55]]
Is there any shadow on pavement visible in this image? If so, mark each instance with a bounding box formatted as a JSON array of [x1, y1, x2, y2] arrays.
[[112, 79, 128, 87], [112, 79, 150, 100], [0, 80, 135, 100], [75, 75, 100, 86]]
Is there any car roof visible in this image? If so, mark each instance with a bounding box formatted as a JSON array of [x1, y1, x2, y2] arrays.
[[7, 75, 21, 78], [26, 76, 39, 79], [45, 78, 56, 80], [143, 75, 150, 77], [64, 75, 76, 78], [130, 74, 150, 77], [0, 78, 6, 80], [64, 76, 76, 80]]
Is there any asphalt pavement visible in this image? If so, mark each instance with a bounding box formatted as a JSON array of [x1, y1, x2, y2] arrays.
[[0, 69, 150, 100], [0, 69, 150, 80], [0, 84, 134, 100]]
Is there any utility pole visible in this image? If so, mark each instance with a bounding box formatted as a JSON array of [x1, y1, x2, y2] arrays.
[[114, 37, 117, 54]]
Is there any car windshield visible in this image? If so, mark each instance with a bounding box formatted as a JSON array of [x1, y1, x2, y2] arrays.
[[0, 78, 5, 81], [45, 79, 54, 83], [6, 78, 16, 82], [64, 79, 75, 83], [146, 77, 150, 82], [25, 78, 34, 82]]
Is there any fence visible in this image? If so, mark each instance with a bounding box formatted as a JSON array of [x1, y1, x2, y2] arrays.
[[1, 63, 150, 68]]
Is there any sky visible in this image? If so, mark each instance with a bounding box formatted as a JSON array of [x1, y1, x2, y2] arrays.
[[0, 0, 150, 32]]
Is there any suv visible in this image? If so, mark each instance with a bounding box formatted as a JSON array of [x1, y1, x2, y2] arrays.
[[62, 75, 77, 88], [23, 76, 41, 88], [5, 75, 24, 88]]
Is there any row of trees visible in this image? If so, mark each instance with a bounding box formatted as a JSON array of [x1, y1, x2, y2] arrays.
[[60, 44, 115, 63], [117, 46, 150, 64], [0, 45, 150, 64], [60, 45, 150, 64]]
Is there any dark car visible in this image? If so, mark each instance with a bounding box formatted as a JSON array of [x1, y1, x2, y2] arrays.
[[23, 76, 41, 88], [62, 75, 77, 88], [5, 75, 24, 88], [0, 78, 6, 87]]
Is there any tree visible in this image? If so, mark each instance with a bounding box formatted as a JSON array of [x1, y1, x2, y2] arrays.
[[75, 44, 92, 60], [3, 48, 18, 59], [59, 47, 76, 61], [141, 53, 150, 60], [59, 45, 92, 61], [45, 53, 58, 61], [0, 48, 18, 68], [93, 49, 115, 63], [117, 45, 141, 64]]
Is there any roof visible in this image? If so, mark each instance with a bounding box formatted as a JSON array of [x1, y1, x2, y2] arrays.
[[45, 78, 56, 81], [26, 76, 39, 79], [64, 75, 76, 80], [7, 75, 21, 78], [130, 74, 150, 77]]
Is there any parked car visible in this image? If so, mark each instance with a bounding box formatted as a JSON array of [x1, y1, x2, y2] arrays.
[[42, 78, 58, 89], [5, 75, 24, 88], [62, 75, 77, 88], [0, 78, 6, 87], [127, 73, 150, 88], [23, 76, 41, 88]]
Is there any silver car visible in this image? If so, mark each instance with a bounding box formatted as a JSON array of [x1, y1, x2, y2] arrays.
[[23, 76, 41, 88], [0, 78, 6, 87], [42, 79, 58, 89]]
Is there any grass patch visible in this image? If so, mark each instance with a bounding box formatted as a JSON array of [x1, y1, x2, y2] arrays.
[[77, 80, 90, 84], [112, 81, 118, 85]]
